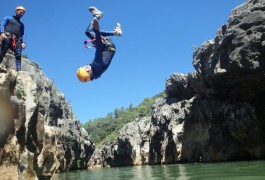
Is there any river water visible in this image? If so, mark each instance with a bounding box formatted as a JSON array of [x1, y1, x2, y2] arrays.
[[51, 160, 265, 180]]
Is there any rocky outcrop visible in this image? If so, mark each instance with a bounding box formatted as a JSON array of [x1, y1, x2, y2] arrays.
[[192, 1, 265, 101], [87, 117, 151, 167], [0, 54, 94, 179], [88, 0, 265, 167], [151, 0, 265, 163]]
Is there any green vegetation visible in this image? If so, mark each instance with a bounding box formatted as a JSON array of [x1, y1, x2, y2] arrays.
[[22, 54, 28, 59], [15, 87, 26, 99], [82, 92, 166, 145]]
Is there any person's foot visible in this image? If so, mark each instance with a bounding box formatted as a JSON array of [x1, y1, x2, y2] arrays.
[[114, 23, 122, 36], [93, 18, 100, 31], [0, 64, 7, 72], [89, 6, 103, 19]]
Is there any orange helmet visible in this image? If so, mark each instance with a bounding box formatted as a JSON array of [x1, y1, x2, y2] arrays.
[[16, 6, 26, 12], [77, 67, 91, 82]]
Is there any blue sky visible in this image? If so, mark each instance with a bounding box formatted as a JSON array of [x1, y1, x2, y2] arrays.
[[1, 0, 246, 124]]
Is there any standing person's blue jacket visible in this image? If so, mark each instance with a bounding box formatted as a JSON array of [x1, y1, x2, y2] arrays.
[[0, 6, 26, 72], [0, 16, 26, 42]]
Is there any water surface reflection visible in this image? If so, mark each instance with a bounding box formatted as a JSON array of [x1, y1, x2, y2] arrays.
[[52, 161, 265, 180]]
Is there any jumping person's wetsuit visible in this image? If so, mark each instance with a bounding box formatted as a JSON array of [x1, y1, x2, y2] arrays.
[[85, 18, 116, 80]]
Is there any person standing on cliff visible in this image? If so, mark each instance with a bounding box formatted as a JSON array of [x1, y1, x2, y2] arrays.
[[77, 6, 122, 82], [0, 6, 26, 72]]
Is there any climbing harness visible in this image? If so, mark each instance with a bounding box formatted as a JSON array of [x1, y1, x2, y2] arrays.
[[11, 34, 17, 49], [84, 36, 115, 52], [84, 39, 96, 49], [1, 32, 18, 49]]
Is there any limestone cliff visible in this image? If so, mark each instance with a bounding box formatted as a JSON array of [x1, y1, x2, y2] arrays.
[[87, 0, 265, 167], [0, 54, 95, 179]]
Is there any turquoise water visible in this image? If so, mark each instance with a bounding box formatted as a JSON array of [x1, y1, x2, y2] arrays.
[[51, 161, 265, 180]]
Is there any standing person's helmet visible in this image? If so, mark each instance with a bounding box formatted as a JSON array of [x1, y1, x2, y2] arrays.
[[16, 6, 26, 12], [77, 67, 91, 82]]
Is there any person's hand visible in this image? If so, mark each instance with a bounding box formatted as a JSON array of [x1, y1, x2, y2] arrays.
[[22, 42, 26, 49], [84, 65, 92, 74], [0, 33, 7, 39], [84, 65, 91, 71]]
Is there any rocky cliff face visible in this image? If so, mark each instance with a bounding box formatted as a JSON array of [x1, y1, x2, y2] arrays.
[[88, 0, 265, 167], [87, 117, 151, 168], [0, 54, 95, 179]]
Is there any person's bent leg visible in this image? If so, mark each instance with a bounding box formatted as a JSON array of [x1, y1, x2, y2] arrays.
[[100, 31, 115, 37], [100, 23, 122, 37]]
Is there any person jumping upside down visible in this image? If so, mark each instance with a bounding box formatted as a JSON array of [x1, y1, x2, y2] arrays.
[[77, 6, 122, 82]]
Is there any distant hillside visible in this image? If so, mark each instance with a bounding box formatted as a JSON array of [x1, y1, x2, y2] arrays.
[[82, 92, 166, 145]]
